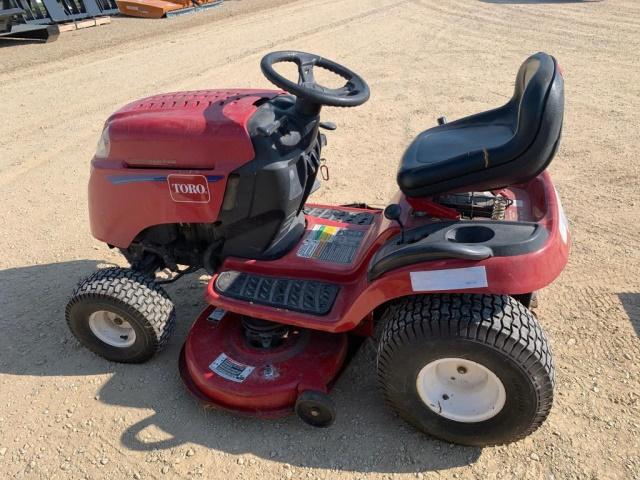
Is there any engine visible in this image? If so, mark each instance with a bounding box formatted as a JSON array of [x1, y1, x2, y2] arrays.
[[89, 90, 324, 274]]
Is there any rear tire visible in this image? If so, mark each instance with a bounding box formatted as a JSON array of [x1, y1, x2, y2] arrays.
[[376, 294, 554, 446], [65, 268, 175, 363]]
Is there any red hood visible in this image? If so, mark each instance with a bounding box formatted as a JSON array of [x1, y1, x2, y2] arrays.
[[106, 89, 281, 169]]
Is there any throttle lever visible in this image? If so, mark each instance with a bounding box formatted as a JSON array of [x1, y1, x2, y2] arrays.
[[319, 121, 337, 131]]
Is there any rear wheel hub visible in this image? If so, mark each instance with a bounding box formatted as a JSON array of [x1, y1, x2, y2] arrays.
[[416, 357, 506, 423]]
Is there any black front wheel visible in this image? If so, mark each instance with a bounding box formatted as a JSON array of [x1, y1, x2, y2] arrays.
[[65, 268, 175, 363], [376, 294, 554, 446], [295, 390, 336, 428]]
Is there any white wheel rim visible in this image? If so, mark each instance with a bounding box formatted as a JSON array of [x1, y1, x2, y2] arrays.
[[416, 358, 506, 423], [88, 310, 136, 348]]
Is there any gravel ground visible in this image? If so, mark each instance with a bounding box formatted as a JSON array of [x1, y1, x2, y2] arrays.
[[1, 0, 639, 479]]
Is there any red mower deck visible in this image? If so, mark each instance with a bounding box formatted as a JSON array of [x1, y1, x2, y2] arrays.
[[180, 306, 348, 417]]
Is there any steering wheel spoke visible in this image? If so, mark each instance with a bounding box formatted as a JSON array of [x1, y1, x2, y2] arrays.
[[298, 62, 316, 86]]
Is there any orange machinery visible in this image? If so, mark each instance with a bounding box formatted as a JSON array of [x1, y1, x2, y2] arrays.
[[116, 0, 221, 19]]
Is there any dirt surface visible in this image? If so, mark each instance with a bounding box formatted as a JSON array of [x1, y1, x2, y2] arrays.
[[1, 0, 639, 478]]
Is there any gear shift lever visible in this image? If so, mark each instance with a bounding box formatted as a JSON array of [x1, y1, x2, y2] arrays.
[[384, 204, 405, 244]]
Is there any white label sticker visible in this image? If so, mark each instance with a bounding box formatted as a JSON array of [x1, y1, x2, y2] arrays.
[[209, 353, 254, 383], [410, 266, 488, 292], [207, 308, 226, 324], [554, 187, 569, 244]]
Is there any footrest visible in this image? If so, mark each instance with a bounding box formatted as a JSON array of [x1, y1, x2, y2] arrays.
[[214, 271, 340, 316]]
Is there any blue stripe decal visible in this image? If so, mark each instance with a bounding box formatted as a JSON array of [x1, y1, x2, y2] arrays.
[[108, 175, 166, 185], [108, 174, 225, 185]]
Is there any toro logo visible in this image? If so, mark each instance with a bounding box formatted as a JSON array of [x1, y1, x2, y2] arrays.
[[167, 174, 210, 203]]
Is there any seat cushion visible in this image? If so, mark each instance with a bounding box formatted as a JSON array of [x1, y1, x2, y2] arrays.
[[399, 123, 515, 188], [397, 52, 564, 197]]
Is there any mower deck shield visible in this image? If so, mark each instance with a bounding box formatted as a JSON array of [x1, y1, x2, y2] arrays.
[[181, 306, 348, 417]]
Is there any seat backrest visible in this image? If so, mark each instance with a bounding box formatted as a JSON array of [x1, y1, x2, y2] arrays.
[[397, 52, 564, 198], [496, 52, 564, 170]]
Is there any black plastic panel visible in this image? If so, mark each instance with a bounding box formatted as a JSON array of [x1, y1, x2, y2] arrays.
[[215, 271, 339, 316], [218, 95, 321, 261], [304, 207, 374, 226], [368, 220, 548, 281]]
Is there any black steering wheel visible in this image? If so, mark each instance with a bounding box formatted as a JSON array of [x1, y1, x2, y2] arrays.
[[260, 51, 370, 110]]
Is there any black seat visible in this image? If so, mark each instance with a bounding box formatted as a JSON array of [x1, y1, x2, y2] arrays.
[[397, 52, 564, 197]]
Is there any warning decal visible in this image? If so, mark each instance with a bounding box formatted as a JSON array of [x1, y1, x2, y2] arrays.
[[410, 266, 488, 292], [297, 225, 364, 264], [209, 353, 255, 383]]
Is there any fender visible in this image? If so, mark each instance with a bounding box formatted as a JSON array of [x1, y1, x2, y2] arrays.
[[206, 172, 570, 333]]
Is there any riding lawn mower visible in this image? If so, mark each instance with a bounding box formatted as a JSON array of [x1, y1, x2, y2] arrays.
[[66, 50, 569, 446]]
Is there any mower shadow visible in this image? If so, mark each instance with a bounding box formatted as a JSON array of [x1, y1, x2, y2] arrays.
[[478, 0, 603, 3], [0, 260, 480, 474], [618, 293, 640, 338], [0, 260, 122, 376], [0, 39, 47, 48]]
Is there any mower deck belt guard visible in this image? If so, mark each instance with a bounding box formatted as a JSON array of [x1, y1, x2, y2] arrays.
[[214, 272, 340, 316]]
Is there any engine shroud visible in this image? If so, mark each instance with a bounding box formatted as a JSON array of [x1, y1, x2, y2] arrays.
[[107, 89, 280, 169], [90, 89, 322, 265]]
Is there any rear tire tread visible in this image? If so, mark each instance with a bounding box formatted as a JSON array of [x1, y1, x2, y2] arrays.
[[376, 294, 554, 446]]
